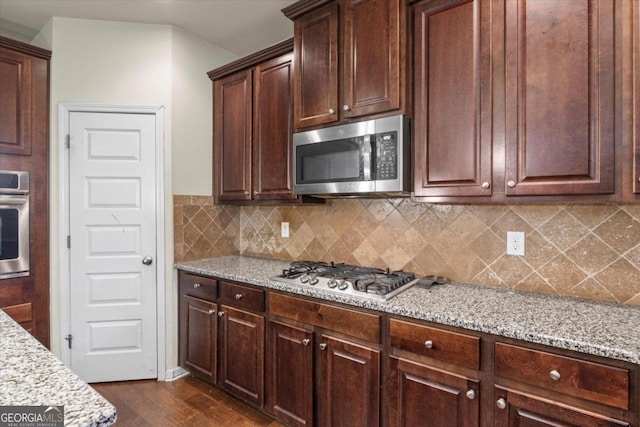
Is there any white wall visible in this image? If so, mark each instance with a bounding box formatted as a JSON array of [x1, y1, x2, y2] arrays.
[[171, 27, 237, 195], [40, 17, 237, 373]]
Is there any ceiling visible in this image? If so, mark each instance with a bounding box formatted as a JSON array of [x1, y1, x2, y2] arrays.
[[0, 0, 297, 56]]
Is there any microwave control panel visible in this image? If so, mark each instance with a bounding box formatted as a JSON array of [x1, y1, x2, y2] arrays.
[[374, 131, 398, 180]]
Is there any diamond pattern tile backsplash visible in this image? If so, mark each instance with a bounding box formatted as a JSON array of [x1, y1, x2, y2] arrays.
[[174, 195, 640, 305]]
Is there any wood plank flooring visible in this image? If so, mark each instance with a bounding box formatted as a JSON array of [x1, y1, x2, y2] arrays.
[[92, 375, 286, 426]]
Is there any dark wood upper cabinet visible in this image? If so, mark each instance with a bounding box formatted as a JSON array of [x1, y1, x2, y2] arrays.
[[252, 53, 296, 201], [214, 69, 253, 202], [285, 0, 406, 128], [0, 46, 33, 156], [412, 0, 492, 197], [292, 2, 339, 128], [342, 0, 403, 119], [504, 0, 615, 196], [210, 39, 301, 204]]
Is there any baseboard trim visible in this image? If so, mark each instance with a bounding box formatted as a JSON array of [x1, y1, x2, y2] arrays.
[[164, 367, 189, 381]]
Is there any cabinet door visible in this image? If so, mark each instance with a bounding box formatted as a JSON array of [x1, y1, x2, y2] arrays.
[[317, 334, 380, 427], [504, 0, 615, 196], [388, 356, 479, 427], [253, 53, 296, 200], [180, 295, 217, 383], [218, 305, 265, 406], [293, 2, 339, 128], [214, 69, 252, 201], [266, 321, 314, 427], [494, 387, 629, 427], [342, 0, 403, 119], [413, 0, 492, 197], [0, 46, 32, 156]]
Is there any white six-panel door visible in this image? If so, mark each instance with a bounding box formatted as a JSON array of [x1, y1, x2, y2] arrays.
[[68, 111, 157, 382]]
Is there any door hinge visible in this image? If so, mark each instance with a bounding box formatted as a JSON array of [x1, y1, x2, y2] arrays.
[[66, 134, 70, 148], [66, 235, 70, 249], [64, 334, 72, 349]]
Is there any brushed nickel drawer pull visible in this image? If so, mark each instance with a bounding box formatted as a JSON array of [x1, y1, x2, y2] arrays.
[[302, 339, 310, 346], [319, 343, 327, 350], [235, 293, 243, 300], [193, 283, 201, 288], [466, 390, 475, 400], [549, 370, 561, 381], [424, 340, 434, 349]]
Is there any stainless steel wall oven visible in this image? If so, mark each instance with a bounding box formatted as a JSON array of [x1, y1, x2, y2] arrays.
[[0, 170, 30, 279]]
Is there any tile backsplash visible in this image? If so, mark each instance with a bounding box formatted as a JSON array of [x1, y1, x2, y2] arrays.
[[174, 195, 640, 306]]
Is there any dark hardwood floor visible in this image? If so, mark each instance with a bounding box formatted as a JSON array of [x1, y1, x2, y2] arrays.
[[92, 375, 286, 426]]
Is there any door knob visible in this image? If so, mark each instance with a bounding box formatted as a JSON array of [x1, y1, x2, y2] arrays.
[[142, 256, 153, 265]]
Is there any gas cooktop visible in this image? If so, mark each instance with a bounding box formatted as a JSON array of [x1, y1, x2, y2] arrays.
[[272, 261, 441, 301]]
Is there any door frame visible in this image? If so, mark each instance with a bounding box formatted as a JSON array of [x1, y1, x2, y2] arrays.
[[57, 102, 167, 380]]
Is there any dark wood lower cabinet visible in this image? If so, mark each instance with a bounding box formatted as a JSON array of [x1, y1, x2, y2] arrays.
[[267, 321, 314, 426], [181, 295, 217, 384], [388, 356, 480, 427], [218, 305, 265, 407], [494, 387, 629, 427], [177, 271, 638, 427], [317, 334, 381, 427]]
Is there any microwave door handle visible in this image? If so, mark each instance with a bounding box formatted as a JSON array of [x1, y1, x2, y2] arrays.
[[362, 135, 372, 181]]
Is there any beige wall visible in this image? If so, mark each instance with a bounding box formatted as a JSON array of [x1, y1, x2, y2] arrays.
[[175, 196, 640, 306], [38, 17, 238, 370]]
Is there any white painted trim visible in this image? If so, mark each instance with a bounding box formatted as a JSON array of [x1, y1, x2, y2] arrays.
[[164, 367, 189, 382], [57, 102, 166, 380]]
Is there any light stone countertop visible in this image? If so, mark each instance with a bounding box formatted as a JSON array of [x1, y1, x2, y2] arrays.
[[0, 309, 117, 427], [177, 255, 640, 366]]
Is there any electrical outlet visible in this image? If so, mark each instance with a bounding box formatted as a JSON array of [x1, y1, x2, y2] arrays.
[[507, 231, 525, 256], [281, 222, 290, 238]]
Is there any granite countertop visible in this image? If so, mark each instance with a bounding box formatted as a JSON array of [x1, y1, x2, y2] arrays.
[[177, 255, 640, 366], [0, 309, 116, 427]]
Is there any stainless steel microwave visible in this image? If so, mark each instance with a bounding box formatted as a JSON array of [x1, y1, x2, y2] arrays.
[[293, 115, 411, 196]]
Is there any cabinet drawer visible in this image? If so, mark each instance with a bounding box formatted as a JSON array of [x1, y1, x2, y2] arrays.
[[495, 342, 630, 410], [179, 271, 217, 302], [269, 293, 381, 343], [219, 281, 265, 312], [390, 319, 480, 370]]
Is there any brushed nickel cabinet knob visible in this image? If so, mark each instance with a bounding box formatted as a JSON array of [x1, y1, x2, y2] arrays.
[[507, 180, 516, 188], [328, 108, 335, 114], [424, 340, 434, 349], [466, 390, 476, 400], [481, 181, 490, 189], [319, 343, 327, 350], [549, 370, 561, 381], [496, 398, 507, 409], [302, 339, 310, 346]]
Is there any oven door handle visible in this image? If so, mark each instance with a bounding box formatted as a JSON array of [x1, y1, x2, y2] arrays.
[[362, 135, 372, 181]]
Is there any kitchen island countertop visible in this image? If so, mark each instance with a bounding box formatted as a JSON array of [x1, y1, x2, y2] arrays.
[[0, 309, 116, 427], [177, 255, 640, 366]]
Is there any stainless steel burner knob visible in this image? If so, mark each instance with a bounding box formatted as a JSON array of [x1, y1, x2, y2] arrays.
[[338, 281, 349, 291], [300, 273, 309, 283], [308, 272, 319, 285], [327, 278, 338, 288]]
